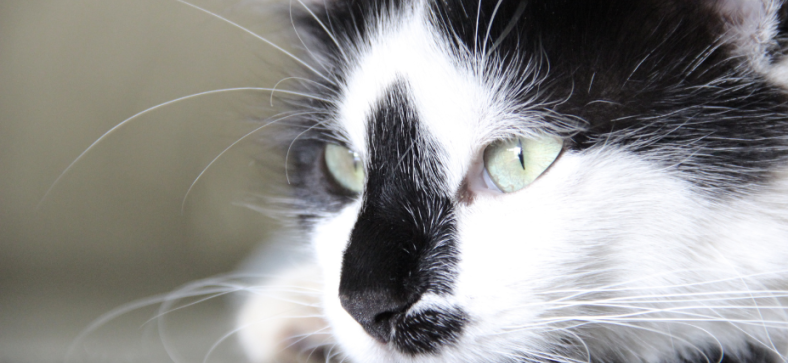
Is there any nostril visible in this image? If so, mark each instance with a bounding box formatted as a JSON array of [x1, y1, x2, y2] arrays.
[[339, 291, 414, 343], [365, 309, 403, 343], [374, 310, 398, 324]]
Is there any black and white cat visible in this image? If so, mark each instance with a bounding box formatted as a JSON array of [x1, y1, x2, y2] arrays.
[[233, 0, 788, 362]]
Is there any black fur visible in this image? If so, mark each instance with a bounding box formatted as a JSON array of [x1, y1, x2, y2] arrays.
[[300, 0, 788, 194], [670, 343, 778, 363], [295, 0, 408, 98], [575, 340, 779, 363], [282, 0, 788, 359], [392, 307, 466, 355], [429, 0, 788, 193], [338, 81, 463, 354], [284, 129, 359, 218]]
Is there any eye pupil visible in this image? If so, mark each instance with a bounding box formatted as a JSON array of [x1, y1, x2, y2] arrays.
[[483, 136, 562, 193], [517, 139, 525, 170], [325, 144, 365, 193]]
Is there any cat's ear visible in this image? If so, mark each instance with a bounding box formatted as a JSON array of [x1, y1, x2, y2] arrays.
[[705, 0, 788, 84]]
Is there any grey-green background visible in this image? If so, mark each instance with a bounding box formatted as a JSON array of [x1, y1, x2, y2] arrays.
[[1, 1, 293, 361]]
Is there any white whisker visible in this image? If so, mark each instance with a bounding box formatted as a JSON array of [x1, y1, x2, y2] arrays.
[[180, 110, 323, 213], [270, 76, 334, 107], [39, 87, 329, 210], [296, 0, 349, 63], [173, 0, 335, 84], [284, 119, 331, 184], [65, 294, 172, 363], [481, 0, 504, 59]]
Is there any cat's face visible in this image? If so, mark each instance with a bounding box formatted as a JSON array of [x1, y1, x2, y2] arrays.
[[260, 0, 788, 361]]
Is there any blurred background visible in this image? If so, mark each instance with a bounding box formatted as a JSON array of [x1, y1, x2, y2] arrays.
[[0, 1, 294, 361]]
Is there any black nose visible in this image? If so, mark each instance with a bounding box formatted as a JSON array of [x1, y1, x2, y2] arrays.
[[338, 81, 461, 349], [339, 289, 412, 343], [337, 211, 425, 343]]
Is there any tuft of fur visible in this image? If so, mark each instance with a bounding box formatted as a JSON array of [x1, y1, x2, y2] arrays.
[[239, 0, 788, 362]]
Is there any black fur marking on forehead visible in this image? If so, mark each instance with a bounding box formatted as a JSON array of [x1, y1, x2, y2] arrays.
[[338, 80, 465, 354], [428, 0, 788, 194]]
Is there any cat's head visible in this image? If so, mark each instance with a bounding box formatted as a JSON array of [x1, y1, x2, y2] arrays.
[[264, 0, 788, 361]]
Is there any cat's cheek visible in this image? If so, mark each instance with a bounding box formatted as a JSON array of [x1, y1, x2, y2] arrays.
[[450, 151, 705, 348], [452, 154, 583, 337], [311, 201, 361, 288]]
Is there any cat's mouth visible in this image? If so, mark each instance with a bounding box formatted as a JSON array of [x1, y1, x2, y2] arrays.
[[366, 305, 468, 355], [388, 306, 467, 355], [339, 288, 467, 355]]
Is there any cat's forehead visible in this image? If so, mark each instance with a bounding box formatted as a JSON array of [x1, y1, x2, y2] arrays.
[[334, 8, 485, 187], [306, 0, 788, 193], [332, 4, 553, 189]]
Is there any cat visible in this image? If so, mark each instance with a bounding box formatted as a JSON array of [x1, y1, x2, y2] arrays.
[[134, 0, 788, 362], [231, 0, 788, 362]]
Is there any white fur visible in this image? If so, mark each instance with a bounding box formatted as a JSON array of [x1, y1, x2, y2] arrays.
[[239, 1, 788, 362], [714, 0, 788, 89]]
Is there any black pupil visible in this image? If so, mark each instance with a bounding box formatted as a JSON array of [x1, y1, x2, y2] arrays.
[[517, 139, 525, 170]]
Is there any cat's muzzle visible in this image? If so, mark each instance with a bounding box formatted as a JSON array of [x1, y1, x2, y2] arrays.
[[339, 290, 466, 355]]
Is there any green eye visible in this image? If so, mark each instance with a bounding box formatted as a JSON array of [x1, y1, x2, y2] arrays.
[[324, 143, 365, 193], [482, 136, 562, 193]]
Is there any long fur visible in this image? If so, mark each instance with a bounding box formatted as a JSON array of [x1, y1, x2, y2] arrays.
[[232, 0, 788, 362]]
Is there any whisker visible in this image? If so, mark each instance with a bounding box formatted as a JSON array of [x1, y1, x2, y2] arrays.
[[246, 284, 323, 296], [289, 0, 332, 76], [285, 119, 332, 184], [481, 0, 504, 58], [280, 325, 332, 356], [156, 279, 251, 363], [520, 320, 722, 363], [328, 343, 347, 363], [723, 261, 783, 356], [173, 0, 335, 85], [295, 0, 350, 63], [65, 271, 322, 363], [180, 110, 323, 213], [542, 291, 788, 306], [531, 314, 788, 329], [473, 0, 482, 57], [531, 351, 589, 363], [64, 293, 172, 363], [270, 76, 334, 107], [66, 278, 256, 362], [202, 320, 329, 363], [143, 288, 239, 327], [38, 87, 329, 210], [510, 349, 588, 363], [155, 275, 326, 363], [298, 339, 338, 363], [540, 269, 788, 303], [558, 326, 592, 363], [545, 302, 788, 317]]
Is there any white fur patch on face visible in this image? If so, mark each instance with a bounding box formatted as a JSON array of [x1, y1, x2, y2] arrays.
[[310, 199, 385, 361], [334, 4, 498, 192], [319, 148, 788, 362], [301, 2, 788, 362]]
